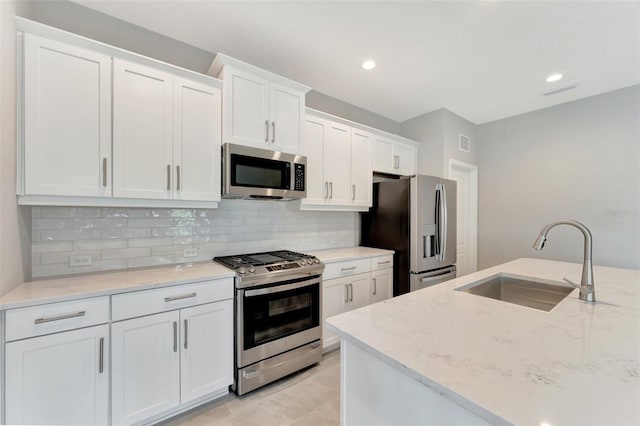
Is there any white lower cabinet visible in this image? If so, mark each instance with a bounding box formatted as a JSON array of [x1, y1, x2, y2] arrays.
[[111, 311, 181, 425], [5, 324, 109, 425], [111, 299, 233, 425], [371, 268, 393, 304], [321, 254, 394, 349]]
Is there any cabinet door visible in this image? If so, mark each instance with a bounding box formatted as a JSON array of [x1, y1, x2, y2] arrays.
[[180, 300, 233, 404], [396, 142, 417, 176], [113, 59, 173, 199], [372, 136, 395, 173], [324, 121, 351, 206], [269, 82, 304, 153], [173, 78, 222, 202], [5, 325, 109, 425], [111, 311, 180, 425], [347, 274, 372, 311], [23, 34, 111, 197], [223, 67, 269, 148], [350, 129, 373, 207], [301, 115, 328, 205], [371, 268, 393, 304], [322, 277, 349, 349]]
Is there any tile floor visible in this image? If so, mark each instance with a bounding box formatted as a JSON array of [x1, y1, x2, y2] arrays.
[[163, 349, 341, 426]]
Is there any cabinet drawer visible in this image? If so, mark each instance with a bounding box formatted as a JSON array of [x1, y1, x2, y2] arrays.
[[323, 258, 370, 280], [5, 296, 109, 342], [111, 278, 233, 322], [371, 255, 394, 271]]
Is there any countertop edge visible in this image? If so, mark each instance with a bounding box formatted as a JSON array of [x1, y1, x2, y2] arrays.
[[325, 322, 512, 426]]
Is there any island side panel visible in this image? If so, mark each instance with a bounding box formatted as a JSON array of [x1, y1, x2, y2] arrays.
[[341, 340, 492, 426]]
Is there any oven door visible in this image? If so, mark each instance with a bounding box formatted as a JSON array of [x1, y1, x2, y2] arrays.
[[237, 275, 321, 368]]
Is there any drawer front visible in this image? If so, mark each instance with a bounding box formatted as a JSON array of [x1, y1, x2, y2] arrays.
[[323, 258, 370, 280], [111, 278, 234, 322], [371, 255, 394, 271], [5, 296, 109, 342]]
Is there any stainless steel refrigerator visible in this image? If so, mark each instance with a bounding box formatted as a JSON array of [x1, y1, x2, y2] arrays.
[[361, 175, 457, 296]]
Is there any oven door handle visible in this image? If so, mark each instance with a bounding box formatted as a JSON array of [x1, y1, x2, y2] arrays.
[[244, 279, 319, 297]]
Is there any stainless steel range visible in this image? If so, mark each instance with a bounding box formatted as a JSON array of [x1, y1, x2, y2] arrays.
[[213, 250, 324, 395]]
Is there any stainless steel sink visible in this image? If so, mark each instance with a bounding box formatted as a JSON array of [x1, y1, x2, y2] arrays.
[[456, 273, 574, 312]]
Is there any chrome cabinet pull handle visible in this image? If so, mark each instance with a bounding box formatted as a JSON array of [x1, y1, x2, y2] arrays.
[[99, 337, 104, 373], [329, 182, 333, 199], [324, 182, 328, 199], [173, 321, 177, 352], [176, 165, 181, 191], [378, 260, 391, 265], [167, 164, 171, 190], [349, 283, 354, 302], [352, 184, 356, 201], [164, 292, 197, 302], [34, 310, 86, 324], [344, 284, 349, 303], [373, 278, 377, 296], [272, 121, 276, 143], [341, 266, 357, 271], [265, 120, 269, 143], [184, 319, 188, 350], [102, 158, 107, 187]]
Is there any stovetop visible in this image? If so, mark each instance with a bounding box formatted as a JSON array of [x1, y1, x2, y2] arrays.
[[213, 250, 323, 286]]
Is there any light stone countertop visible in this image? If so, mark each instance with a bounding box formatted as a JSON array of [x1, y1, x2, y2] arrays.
[[308, 246, 394, 263], [326, 257, 640, 425], [0, 262, 235, 310]]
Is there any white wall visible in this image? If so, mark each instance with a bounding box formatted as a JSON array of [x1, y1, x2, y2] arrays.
[[477, 85, 640, 270], [1, 0, 32, 296], [400, 108, 478, 177], [31, 202, 357, 278]]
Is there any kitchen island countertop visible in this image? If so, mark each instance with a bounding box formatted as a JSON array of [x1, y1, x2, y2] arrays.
[[327, 258, 640, 425]]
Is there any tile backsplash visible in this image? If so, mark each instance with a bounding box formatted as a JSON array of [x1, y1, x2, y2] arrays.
[[32, 201, 358, 278]]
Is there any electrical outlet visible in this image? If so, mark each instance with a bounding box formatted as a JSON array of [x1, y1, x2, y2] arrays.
[[70, 255, 92, 267], [183, 248, 198, 258]]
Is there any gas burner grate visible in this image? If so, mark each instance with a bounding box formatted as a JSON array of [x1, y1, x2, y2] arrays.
[[213, 250, 310, 270]]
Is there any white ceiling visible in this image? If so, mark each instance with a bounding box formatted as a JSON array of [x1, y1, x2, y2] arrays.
[[72, 0, 639, 124]]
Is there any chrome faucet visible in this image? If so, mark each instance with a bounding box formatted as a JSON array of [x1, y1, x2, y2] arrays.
[[532, 219, 595, 303]]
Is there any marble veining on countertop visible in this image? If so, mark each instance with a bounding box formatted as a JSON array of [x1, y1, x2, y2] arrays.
[[308, 246, 394, 263], [327, 258, 640, 425], [0, 261, 235, 310]]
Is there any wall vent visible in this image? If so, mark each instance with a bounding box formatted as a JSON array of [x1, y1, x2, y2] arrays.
[[459, 134, 471, 153]]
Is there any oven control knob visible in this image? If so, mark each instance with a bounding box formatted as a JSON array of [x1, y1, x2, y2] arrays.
[[248, 266, 256, 273], [313, 258, 320, 264], [238, 267, 247, 274], [298, 260, 306, 266]]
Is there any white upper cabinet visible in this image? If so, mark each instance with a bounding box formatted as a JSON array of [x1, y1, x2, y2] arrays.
[[173, 77, 222, 202], [301, 110, 372, 211], [372, 134, 417, 176], [18, 21, 223, 208], [113, 60, 222, 202], [113, 59, 174, 200], [208, 54, 310, 154], [350, 129, 373, 207], [22, 34, 111, 197]]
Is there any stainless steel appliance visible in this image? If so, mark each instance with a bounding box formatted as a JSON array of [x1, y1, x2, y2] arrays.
[[222, 143, 306, 200], [213, 250, 323, 395], [361, 175, 457, 295]]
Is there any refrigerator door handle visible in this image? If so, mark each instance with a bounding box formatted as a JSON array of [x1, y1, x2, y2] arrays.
[[434, 187, 441, 257], [438, 183, 447, 262], [422, 235, 427, 258], [420, 269, 456, 283]]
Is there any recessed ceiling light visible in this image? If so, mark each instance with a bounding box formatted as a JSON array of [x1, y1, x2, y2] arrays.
[[545, 73, 563, 83], [362, 59, 376, 70]]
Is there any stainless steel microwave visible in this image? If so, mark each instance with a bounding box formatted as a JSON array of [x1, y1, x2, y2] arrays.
[[222, 143, 306, 200]]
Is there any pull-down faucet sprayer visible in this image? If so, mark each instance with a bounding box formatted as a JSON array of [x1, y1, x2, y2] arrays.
[[532, 219, 595, 303]]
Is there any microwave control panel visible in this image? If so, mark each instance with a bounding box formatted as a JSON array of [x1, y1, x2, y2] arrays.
[[294, 164, 305, 191]]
